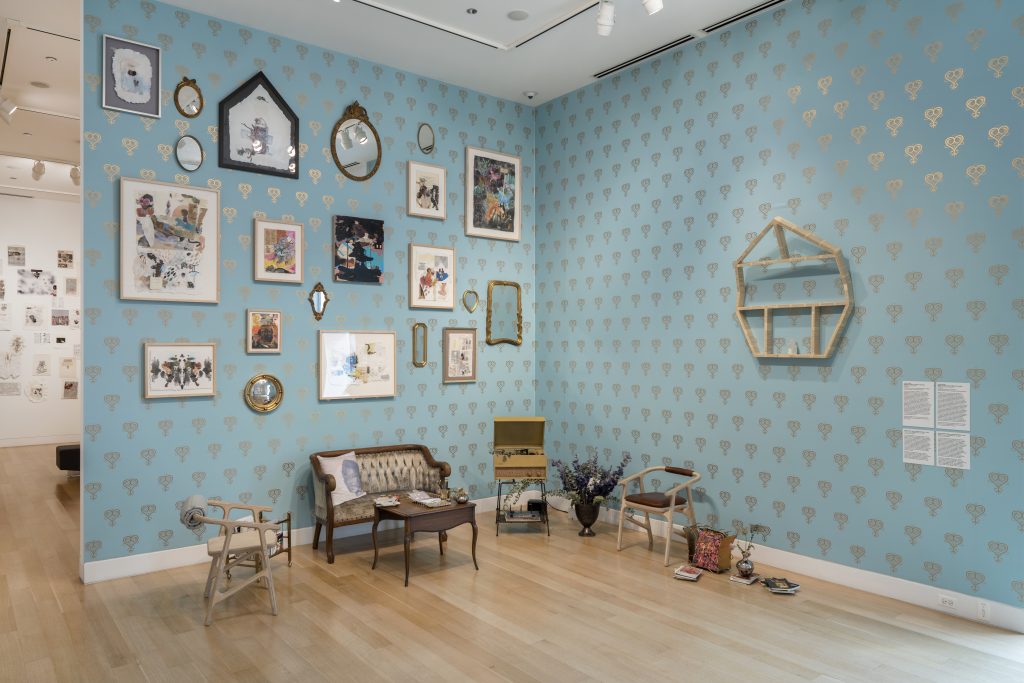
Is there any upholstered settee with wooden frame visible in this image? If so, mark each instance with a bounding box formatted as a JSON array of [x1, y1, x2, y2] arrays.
[[310, 444, 451, 563]]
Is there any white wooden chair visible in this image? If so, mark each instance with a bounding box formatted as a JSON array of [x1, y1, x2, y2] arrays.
[[616, 466, 701, 566], [195, 500, 280, 626]]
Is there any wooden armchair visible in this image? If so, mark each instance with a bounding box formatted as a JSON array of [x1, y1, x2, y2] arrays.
[[198, 500, 280, 626], [616, 466, 701, 566]]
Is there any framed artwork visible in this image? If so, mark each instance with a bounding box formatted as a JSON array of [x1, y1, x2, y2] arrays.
[[333, 215, 384, 284], [119, 177, 220, 303], [101, 35, 161, 118], [408, 243, 455, 310], [57, 250, 74, 269], [465, 146, 521, 242], [407, 160, 446, 220], [319, 330, 396, 400], [7, 246, 25, 266], [143, 342, 216, 399], [16, 269, 57, 296], [246, 309, 282, 354], [218, 71, 298, 179], [253, 218, 303, 283], [442, 327, 477, 383]]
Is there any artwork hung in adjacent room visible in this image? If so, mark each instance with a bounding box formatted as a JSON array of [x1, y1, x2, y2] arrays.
[[31, 355, 50, 376], [51, 309, 70, 326], [319, 330, 396, 400], [143, 342, 216, 399], [465, 146, 521, 242], [16, 269, 57, 296], [219, 71, 298, 179], [0, 281, 5, 300], [0, 303, 10, 331], [0, 335, 22, 378], [409, 244, 455, 310], [245, 309, 282, 354], [119, 177, 220, 303], [442, 327, 477, 383], [57, 250, 74, 269], [62, 381, 79, 400], [25, 382, 46, 402], [24, 306, 44, 327], [59, 357, 75, 379], [253, 218, 303, 283], [7, 246, 25, 266], [407, 160, 446, 220], [101, 35, 161, 118], [333, 215, 384, 284], [0, 382, 19, 397], [64, 277, 78, 296]]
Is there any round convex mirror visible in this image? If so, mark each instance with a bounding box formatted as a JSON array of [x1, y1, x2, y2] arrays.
[[244, 374, 283, 412], [174, 77, 204, 118], [175, 135, 204, 172], [417, 123, 435, 154]]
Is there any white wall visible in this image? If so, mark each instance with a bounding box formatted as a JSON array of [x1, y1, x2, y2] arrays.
[[0, 194, 82, 446]]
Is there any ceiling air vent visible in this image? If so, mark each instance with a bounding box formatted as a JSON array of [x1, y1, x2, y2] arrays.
[[701, 0, 788, 34], [593, 34, 695, 79]]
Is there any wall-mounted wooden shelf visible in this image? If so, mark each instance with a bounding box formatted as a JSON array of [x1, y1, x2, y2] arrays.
[[733, 217, 853, 360]]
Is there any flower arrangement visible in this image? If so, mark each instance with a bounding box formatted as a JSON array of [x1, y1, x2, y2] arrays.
[[551, 452, 632, 506]]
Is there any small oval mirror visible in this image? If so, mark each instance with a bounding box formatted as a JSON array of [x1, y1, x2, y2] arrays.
[[175, 135, 204, 172], [462, 289, 479, 313], [174, 77, 204, 118], [244, 374, 283, 412], [331, 101, 382, 181], [417, 123, 435, 154], [412, 322, 427, 368], [308, 282, 330, 321]]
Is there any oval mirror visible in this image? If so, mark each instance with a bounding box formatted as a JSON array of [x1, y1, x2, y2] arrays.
[[417, 123, 435, 154], [244, 374, 283, 412], [308, 282, 330, 321], [174, 77, 204, 118], [330, 101, 382, 182], [462, 289, 479, 313], [175, 135, 204, 172], [412, 322, 427, 368], [486, 280, 523, 346]]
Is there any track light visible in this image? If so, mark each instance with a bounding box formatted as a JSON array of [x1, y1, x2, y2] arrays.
[[70, 166, 81, 186], [0, 95, 16, 124], [355, 124, 368, 145], [642, 0, 663, 15], [32, 160, 45, 181], [597, 0, 615, 36]]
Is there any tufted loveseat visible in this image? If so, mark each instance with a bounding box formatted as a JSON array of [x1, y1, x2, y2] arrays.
[[309, 444, 451, 563]]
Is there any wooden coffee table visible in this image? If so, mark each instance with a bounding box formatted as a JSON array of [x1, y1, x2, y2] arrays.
[[371, 499, 478, 586]]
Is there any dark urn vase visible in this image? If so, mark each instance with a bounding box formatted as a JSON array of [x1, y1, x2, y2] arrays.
[[574, 503, 601, 536]]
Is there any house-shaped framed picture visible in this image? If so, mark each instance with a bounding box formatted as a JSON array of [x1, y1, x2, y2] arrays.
[[218, 71, 299, 179]]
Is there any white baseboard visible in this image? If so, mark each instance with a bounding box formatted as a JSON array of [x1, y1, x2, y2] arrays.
[[0, 434, 79, 448], [607, 507, 1024, 634]]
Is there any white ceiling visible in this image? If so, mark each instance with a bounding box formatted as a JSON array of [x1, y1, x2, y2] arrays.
[[161, 0, 761, 104], [0, 154, 79, 201]]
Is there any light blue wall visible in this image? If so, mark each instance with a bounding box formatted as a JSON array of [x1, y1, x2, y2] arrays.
[[81, 0, 535, 561], [535, 0, 1022, 605]]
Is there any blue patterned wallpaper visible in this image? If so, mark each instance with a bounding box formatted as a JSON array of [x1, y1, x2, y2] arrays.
[[535, 0, 1022, 606], [81, 0, 535, 561]]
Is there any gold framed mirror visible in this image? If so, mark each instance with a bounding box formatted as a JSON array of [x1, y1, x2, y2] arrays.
[[330, 101, 382, 182], [243, 374, 283, 412], [462, 289, 479, 313], [173, 77, 204, 118], [412, 322, 427, 367], [486, 280, 522, 346], [308, 282, 330, 321]]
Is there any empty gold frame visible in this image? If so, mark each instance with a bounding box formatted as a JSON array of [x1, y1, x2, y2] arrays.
[[462, 289, 479, 313], [733, 217, 853, 360], [308, 282, 330, 321], [486, 280, 522, 346], [412, 322, 427, 367]]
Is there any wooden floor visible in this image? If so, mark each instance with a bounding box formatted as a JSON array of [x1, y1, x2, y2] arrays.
[[1, 444, 1022, 682]]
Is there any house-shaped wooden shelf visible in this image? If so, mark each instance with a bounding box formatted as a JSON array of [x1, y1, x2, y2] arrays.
[[733, 217, 853, 360]]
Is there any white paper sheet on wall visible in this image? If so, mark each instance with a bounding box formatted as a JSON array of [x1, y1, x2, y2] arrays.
[[901, 381, 934, 428], [935, 382, 970, 431], [902, 428, 935, 465], [936, 431, 970, 469]]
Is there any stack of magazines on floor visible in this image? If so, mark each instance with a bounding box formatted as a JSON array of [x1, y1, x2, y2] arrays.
[[673, 564, 703, 581], [762, 577, 801, 594]]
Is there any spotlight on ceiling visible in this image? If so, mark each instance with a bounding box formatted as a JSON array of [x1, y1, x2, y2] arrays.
[[642, 0, 663, 15], [32, 160, 46, 181], [597, 0, 615, 36], [0, 95, 17, 125], [70, 166, 81, 186], [355, 124, 368, 145]]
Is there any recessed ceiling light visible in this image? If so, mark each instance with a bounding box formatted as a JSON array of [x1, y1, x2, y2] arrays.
[[45, 56, 58, 62], [8, 176, 15, 180], [508, 10, 528, 20], [22, 132, 32, 136], [466, 8, 478, 14], [30, 81, 50, 89]]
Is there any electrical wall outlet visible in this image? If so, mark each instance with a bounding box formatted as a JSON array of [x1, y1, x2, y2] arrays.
[[939, 595, 957, 610], [977, 600, 990, 622]]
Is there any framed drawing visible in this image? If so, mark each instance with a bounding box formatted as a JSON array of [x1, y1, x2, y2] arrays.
[[254, 218, 303, 283], [218, 71, 298, 179], [102, 35, 161, 118], [407, 160, 446, 220], [245, 309, 282, 354], [120, 177, 220, 303], [465, 146, 520, 241], [442, 327, 477, 383], [319, 330, 396, 400], [333, 215, 384, 284], [408, 243, 455, 310], [143, 342, 216, 399]]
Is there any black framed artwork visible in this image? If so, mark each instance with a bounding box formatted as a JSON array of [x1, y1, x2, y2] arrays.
[[218, 71, 299, 179]]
